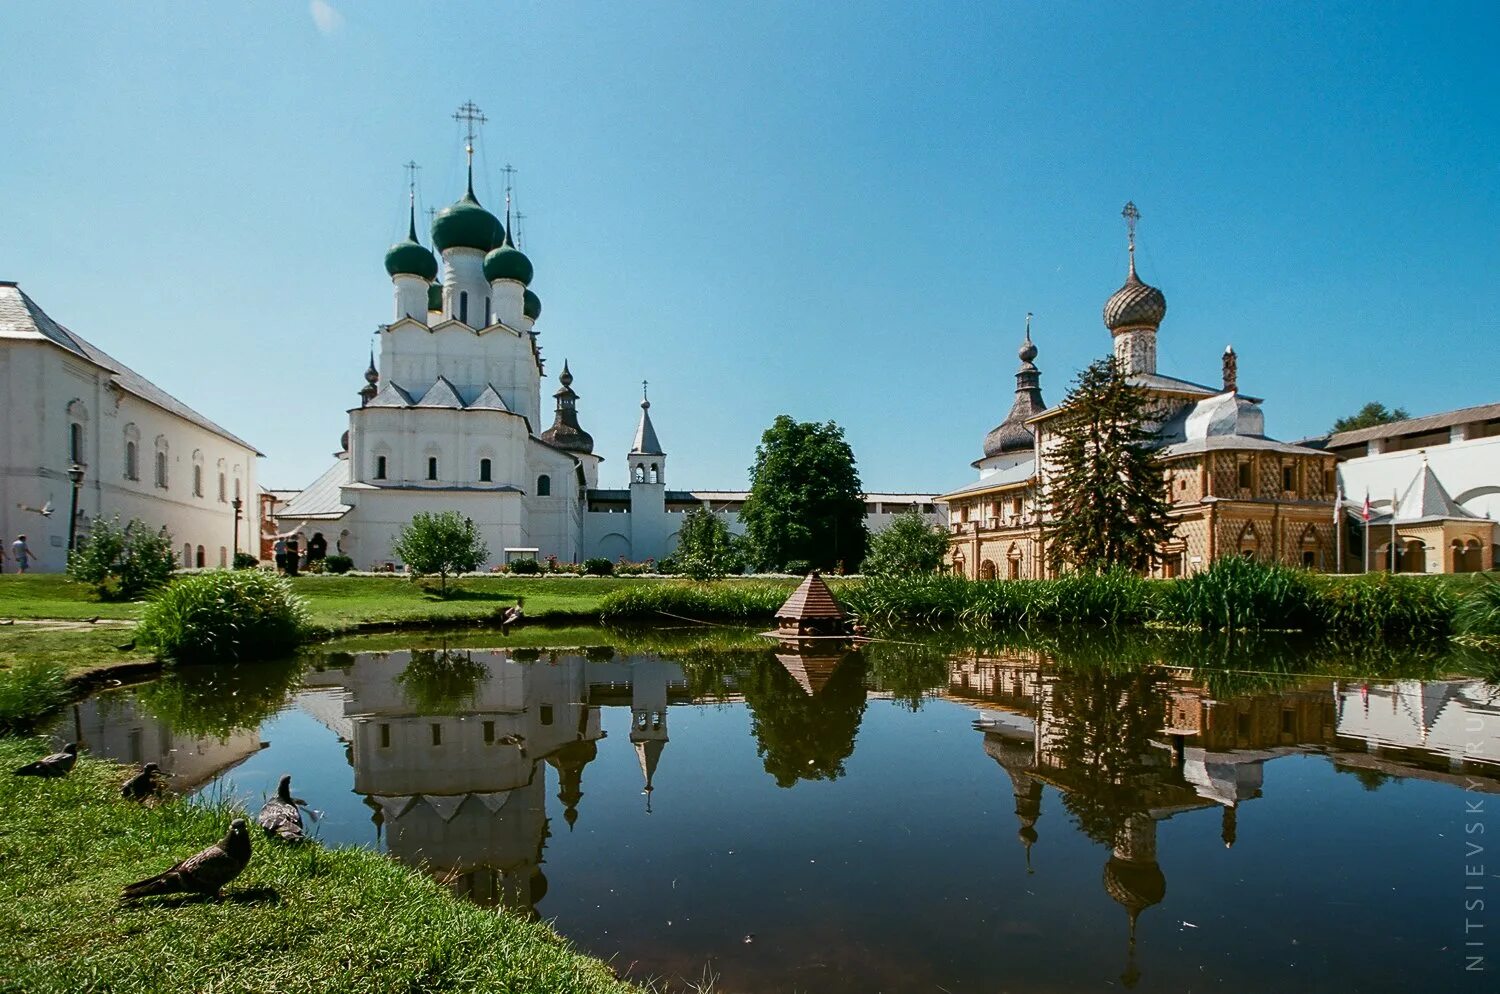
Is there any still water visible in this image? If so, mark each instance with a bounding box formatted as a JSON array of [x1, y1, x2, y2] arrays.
[[52, 632, 1500, 992]]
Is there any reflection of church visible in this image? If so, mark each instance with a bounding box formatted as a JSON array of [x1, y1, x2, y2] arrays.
[[954, 650, 1500, 987], [302, 648, 688, 913]]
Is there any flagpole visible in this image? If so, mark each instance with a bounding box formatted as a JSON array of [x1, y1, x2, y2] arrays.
[[1390, 488, 1399, 573], [1335, 487, 1343, 573], [1362, 489, 1370, 574]]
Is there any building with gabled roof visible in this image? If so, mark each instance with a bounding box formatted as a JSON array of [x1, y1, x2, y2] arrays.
[[0, 280, 261, 571]]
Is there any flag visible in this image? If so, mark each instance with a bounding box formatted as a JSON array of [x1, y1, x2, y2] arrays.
[[1361, 491, 1371, 522]]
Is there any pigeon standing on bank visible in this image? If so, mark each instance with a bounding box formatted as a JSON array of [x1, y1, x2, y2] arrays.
[[256, 774, 306, 842], [13, 742, 78, 777], [121, 818, 251, 900], [120, 762, 164, 801]]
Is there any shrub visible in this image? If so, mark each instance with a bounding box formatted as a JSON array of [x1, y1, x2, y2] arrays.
[[583, 557, 614, 577], [784, 560, 812, 576], [324, 554, 355, 574], [1311, 571, 1456, 640], [1455, 575, 1500, 640], [0, 660, 68, 732], [509, 557, 541, 575], [232, 552, 259, 570], [864, 510, 948, 577], [136, 570, 310, 664], [1157, 556, 1319, 632], [598, 581, 796, 622], [391, 511, 488, 594], [674, 507, 744, 580], [66, 517, 176, 600]]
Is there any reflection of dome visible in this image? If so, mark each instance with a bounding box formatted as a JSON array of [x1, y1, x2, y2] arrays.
[[546, 738, 598, 831], [1103, 856, 1166, 913], [1103, 260, 1166, 331]]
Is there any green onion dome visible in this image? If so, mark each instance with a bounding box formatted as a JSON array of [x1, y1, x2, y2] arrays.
[[483, 229, 534, 285], [384, 206, 438, 280], [428, 282, 443, 312], [431, 176, 502, 252], [523, 288, 542, 320]]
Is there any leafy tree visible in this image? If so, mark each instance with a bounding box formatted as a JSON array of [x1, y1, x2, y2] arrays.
[[66, 516, 177, 600], [740, 415, 868, 573], [391, 511, 488, 595], [1046, 357, 1174, 573], [673, 506, 743, 580], [1332, 401, 1410, 434], [863, 510, 948, 577]]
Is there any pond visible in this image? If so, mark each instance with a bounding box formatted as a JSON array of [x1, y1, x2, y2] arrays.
[[50, 630, 1500, 992]]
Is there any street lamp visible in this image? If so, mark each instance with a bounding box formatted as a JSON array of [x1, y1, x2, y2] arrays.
[[65, 463, 84, 552], [231, 496, 243, 560]]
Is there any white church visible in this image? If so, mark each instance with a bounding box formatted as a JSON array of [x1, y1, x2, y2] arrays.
[[276, 119, 942, 568]]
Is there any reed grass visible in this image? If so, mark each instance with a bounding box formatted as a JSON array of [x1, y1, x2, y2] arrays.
[[597, 580, 798, 623], [0, 660, 68, 733]]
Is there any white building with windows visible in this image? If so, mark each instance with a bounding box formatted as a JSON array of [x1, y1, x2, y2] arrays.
[[0, 281, 261, 573], [275, 128, 944, 569]]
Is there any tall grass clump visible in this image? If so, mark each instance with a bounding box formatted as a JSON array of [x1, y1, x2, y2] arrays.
[[1454, 575, 1500, 642], [598, 581, 795, 622], [136, 570, 310, 664], [0, 659, 68, 731], [1312, 571, 1456, 640], [842, 569, 1155, 630], [1157, 556, 1319, 632]]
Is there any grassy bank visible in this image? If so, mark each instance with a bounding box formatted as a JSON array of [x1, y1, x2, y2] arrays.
[[0, 738, 636, 994]]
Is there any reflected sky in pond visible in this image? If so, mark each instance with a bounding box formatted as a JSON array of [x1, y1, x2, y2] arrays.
[[53, 634, 1500, 992]]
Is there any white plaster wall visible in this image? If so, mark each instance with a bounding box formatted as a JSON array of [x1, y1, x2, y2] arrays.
[[333, 488, 527, 569], [380, 322, 541, 429], [1337, 435, 1500, 522], [0, 340, 260, 572]]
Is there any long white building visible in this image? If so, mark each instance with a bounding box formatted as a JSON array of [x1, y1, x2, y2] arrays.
[[0, 281, 261, 572]]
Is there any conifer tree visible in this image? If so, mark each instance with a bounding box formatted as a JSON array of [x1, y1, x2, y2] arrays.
[[1045, 358, 1173, 573]]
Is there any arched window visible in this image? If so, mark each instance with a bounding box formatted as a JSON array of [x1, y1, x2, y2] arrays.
[[154, 438, 169, 490], [69, 423, 83, 464], [427, 456, 438, 481], [649, 463, 659, 484], [374, 455, 387, 480], [182, 543, 192, 566], [233, 477, 241, 501], [537, 474, 551, 496], [193, 465, 203, 497], [459, 291, 469, 325], [195, 546, 205, 568], [219, 547, 227, 567], [633, 465, 645, 483], [124, 441, 138, 481], [479, 458, 492, 483], [483, 297, 491, 327], [217, 458, 227, 502]]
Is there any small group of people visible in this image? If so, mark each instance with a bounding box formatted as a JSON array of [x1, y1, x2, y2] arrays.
[[271, 531, 327, 576], [2, 535, 33, 573]]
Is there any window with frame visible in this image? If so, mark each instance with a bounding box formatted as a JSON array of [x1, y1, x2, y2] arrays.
[[1237, 460, 1252, 491], [218, 472, 226, 502], [479, 458, 492, 482], [68, 422, 83, 464], [459, 291, 469, 325], [155, 451, 169, 489], [536, 474, 551, 496], [124, 441, 138, 481], [375, 455, 387, 480], [1281, 464, 1295, 493], [427, 456, 438, 481], [193, 465, 204, 497]]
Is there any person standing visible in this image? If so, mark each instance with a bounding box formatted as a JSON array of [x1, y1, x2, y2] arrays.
[[285, 537, 301, 577], [11, 535, 31, 574], [273, 536, 288, 574]]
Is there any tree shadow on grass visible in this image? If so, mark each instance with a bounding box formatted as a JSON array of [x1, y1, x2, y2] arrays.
[[418, 587, 518, 604], [121, 886, 281, 909]]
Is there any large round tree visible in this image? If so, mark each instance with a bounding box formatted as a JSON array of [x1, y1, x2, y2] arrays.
[[740, 415, 868, 573]]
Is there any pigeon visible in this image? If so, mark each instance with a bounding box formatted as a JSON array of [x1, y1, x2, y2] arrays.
[[500, 597, 525, 633], [256, 774, 306, 842], [115, 639, 136, 651], [13, 742, 78, 777], [120, 762, 164, 801], [121, 818, 251, 900]]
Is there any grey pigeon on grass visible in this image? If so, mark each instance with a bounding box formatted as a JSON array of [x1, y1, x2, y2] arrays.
[[121, 818, 251, 900], [120, 762, 164, 801], [256, 774, 306, 842], [13, 742, 77, 777]]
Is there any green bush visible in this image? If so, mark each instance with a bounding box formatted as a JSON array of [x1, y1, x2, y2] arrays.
[[508, 557, 541, 575], [864, 511, 948, 577], [582, 558, 614, 577], [1455, 575, 1500, 640], [65, 517, 176, 600], [1157, 556, 1319, 632], [784, 560, 812, 576], [232, 552, 259, 570], [0, 660, 68, 732], [598, 581, 796, 622], [324, 554, 355, 574], [391, 511, 488, 594], [136, 570, 310, 664], [1310, 572, 1456, 640], [841, 569, 1155, 630]]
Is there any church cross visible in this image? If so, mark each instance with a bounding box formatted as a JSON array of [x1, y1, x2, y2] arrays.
[[1121, 201, 1140, 254], [452, 101, 487, 148]]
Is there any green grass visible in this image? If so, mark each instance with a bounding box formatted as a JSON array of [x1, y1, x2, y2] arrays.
[[0, 737, 639, 994], [597, 580, 801, 623], [0, 573, 144, 621], [286, 574, 639, 631]]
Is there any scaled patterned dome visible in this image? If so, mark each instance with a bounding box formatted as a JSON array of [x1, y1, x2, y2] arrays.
[[523, 288, 542, 320], [1103, 259, 1167, 331], [483, 230, 533, 285], [431, 184, 502, 253]]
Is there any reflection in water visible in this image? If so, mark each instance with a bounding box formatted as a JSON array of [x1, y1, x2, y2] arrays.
[[55, 635, 1500, 992]]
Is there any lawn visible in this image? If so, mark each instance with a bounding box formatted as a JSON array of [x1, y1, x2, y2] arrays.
[[0, 738, 638, 994]]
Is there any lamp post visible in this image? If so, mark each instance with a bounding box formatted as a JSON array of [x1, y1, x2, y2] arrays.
[[231, 496, 243, 561], [66, 463, 84, 553]]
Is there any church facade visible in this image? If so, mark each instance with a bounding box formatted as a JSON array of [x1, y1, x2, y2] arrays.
[[942, 206, 1339, 579]]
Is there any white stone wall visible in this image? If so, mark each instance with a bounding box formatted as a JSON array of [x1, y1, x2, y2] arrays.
[[0, 339, 259, 572], [1337, 435, 1500, 522], [380, 321, 542, 430]]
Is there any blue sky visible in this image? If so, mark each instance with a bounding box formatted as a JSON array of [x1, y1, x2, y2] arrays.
[[2, 2, 1495, 492]]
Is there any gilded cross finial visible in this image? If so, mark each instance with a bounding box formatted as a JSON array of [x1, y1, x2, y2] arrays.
[[1122, 201, 1141, 274], [453, 101, 487, 191]]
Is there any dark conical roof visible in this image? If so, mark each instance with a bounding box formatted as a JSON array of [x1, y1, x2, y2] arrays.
[[982, 324, 1046, 458]]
